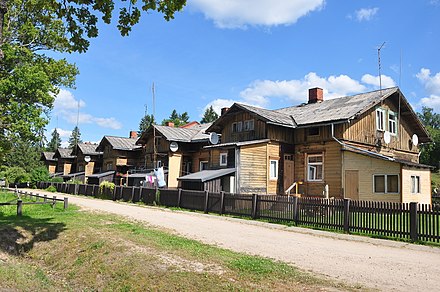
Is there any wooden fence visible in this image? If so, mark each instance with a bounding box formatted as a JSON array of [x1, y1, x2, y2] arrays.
[[36, 182, 440, 244], [1, 188, 68, 216]]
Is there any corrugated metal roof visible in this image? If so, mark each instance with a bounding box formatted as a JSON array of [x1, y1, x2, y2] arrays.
[[178, 168, 236, 182], [102, 136, 141, 151], [276, 87, 398, 126]]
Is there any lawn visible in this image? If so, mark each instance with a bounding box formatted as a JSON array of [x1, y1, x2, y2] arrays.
[[0, 191, 357, 291]]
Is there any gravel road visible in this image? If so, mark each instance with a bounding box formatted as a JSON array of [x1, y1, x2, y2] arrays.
[[31, 191, 440, 291]]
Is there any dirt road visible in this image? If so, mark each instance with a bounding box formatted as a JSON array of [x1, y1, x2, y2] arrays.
[[36, 191, 440, 291]]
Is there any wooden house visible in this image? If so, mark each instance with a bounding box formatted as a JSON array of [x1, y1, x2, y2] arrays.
[[96, 132, 142, 185], [136, 122, 211, 188], [53, 148, 75, 175], [71, 143, 103, 180], [189, 87, 431, 204], [40, 152, 57, 174]]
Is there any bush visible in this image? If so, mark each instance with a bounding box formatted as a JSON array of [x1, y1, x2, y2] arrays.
[[30, 166, 50, 187], [0, 166, 29, 186], [50, 177, 64, 183], [67, 179, 82, 184], [99, 181, 115, 199], [46, 185, 57, 192]]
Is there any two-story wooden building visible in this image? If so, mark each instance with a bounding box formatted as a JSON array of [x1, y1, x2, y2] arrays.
[[53, 148, 75, 175], [136, 122, 211, 188], [71, 143, 103, 178], [40, 152, 58, 174], [181, 87, 432, 204]]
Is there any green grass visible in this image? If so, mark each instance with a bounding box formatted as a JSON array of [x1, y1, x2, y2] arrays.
[[0, 191, 358, 291]]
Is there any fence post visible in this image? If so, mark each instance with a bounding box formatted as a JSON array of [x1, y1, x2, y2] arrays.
[[410, 202, 419, 242], [52, 196, 57, 208], [44, 194, 47, 202], [252, 194, 259, 219], [131, 186, 135, 202], [17, 199, 22, 216], [343, 198, 350, 233], [204, 190, 209, 213], [220, 191, 225, 215], [64, 197, 68, 209], [292, 196, 298, 223], [177, 189, 182, 208], [74, 184, 79, 196], [92, 185, 96, 197], [112, 186, 117, 201]]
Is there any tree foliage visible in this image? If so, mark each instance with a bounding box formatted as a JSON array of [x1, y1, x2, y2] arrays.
[[417, 107, 440, 169], [139, 114, 155, 133], [68, 126, 82, 148], [4, 138, 43, 173], [47, 128, 61, 152], [161, 109, 189, 127], [200, 106, 218, 124]]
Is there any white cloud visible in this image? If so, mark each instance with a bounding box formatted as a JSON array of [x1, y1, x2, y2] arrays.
[[53, 89, 122, 130], [202, 98, 238, 116], [355, 7, 379, 22], [361, 74, 396, 88], [416, 68, 440, 112], [188, 0, 325, 28], [52, 128, 72, 138]]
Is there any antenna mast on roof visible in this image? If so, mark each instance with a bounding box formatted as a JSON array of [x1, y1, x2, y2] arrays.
[[377, 41, 386, 97], [152, 82, 157, 168]]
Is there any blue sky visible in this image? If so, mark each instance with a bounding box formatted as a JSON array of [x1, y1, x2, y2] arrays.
[[47, 0, 440, 146]]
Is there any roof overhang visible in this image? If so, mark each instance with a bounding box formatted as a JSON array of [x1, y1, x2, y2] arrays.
[[178, 168, 236, 182]]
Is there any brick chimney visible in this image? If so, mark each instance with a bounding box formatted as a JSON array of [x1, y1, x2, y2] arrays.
[[308, 87, 324, 104], [221, 107, 229, 116], [129, 131, 138, 139], [165, 121, 174, 127]]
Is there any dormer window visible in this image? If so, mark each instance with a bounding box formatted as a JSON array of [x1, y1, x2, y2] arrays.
[[376, 108, 385, 131]]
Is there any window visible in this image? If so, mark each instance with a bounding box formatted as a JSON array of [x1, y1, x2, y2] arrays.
[[106, 163, 113, 170], [388, 111, 398, 135], [307, 154, 323, 181], [376, 108, 385, 131], [232, 122, 243, 133], [373, 174, 399, 193], [220, 153, 228, 166], [269, 160, 278, 179], [308, 127, 320, 136], [243, 119, 254, 131], [200, 161, 209, 171], [157, 160, 162, 168], [411, 176, 421, 194], [78, 165, 84, 171]]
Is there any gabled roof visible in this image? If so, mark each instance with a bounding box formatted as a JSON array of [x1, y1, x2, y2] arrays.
[[207, 87, 430, 143], [54, 148, 75, 159], [98, 136, 141, 151], [41, 152, 57, 162], [136, 123, 212, 145], [74, 143, 102, 156]]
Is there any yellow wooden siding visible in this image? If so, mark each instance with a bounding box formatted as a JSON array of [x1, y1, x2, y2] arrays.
[[343, 151, 401, 202], [267, 142, 280, 194], [63, 163, 72, 175], [294, 141, 342, 198], [239, 144, 268, 194], [191, 150, 210, 171], [48, 164, 56, 174], [401, 167, 431, 204], [168, 153, 183, 188]]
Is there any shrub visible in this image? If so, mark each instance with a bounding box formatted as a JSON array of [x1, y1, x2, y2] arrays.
[[99, 181, 115, 199], [46, 185, 57, 192], [50, 177, 64, 183], [66, 179, 82, 184], [30, 166, 50, 187], [0, 166, 29, 186]]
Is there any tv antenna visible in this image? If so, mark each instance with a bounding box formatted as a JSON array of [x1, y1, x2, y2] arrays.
[[152, 82, 157, 168], [377, 41, 386, 97]]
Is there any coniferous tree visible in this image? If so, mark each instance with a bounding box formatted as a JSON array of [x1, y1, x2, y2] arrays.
[[201, 106, 219, 123], [68, 126, 82, 149], [417, 107, 440, 169], [139, 114, 155, 133], [47, 128, 61, 152], [161, 110, 190, 127]]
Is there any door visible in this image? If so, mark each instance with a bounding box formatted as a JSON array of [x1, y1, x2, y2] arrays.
[[283, 154, 295, 193], [345, 170, 359, 200]]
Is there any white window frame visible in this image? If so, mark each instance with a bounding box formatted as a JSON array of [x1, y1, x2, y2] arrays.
[[244, 119, 254, 131], [307, 154, 323, 182], [199, 161, 208, 171], [388, 110, 398, 135], [220, 153, 228, 166], [376, 108, 385, 131], [106, 162, 113, 171], [269, 160, 278, 180], [411, 175, 421, 194], [373, 174, 400, 194]]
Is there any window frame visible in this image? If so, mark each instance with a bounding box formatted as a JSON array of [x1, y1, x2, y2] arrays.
[[307, 154, 324, 182], [388, 110, 398, 136], [199, 161, 209, 171], [243, 119, 254, 131], [373, 174, 400, 194], [308, 127, 320, 136], [269, 160, 278, 180], [411, 175, 421, 194], [376, 108, 385, 131], [220, 153, 228, 166]]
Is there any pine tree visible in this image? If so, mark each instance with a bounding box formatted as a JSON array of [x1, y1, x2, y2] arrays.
[[139, 114, 155, 134], [161, 110, 190, 127], [47, 128, 61, 152], [201, 106, 219, 123], [68, 126, 82, 149]]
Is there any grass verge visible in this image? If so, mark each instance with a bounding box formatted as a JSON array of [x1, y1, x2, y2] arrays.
[[0, 191, 359, 291]]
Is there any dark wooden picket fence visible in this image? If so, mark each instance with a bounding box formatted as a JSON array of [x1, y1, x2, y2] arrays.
[[37, 182, 440, 244]]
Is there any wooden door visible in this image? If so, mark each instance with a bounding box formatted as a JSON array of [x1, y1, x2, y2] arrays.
[[345, 170, 359, 200], [283, 154, 295, 193]]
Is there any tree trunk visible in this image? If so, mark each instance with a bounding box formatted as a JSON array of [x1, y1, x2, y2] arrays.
[[0, 0, 7, 60]]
